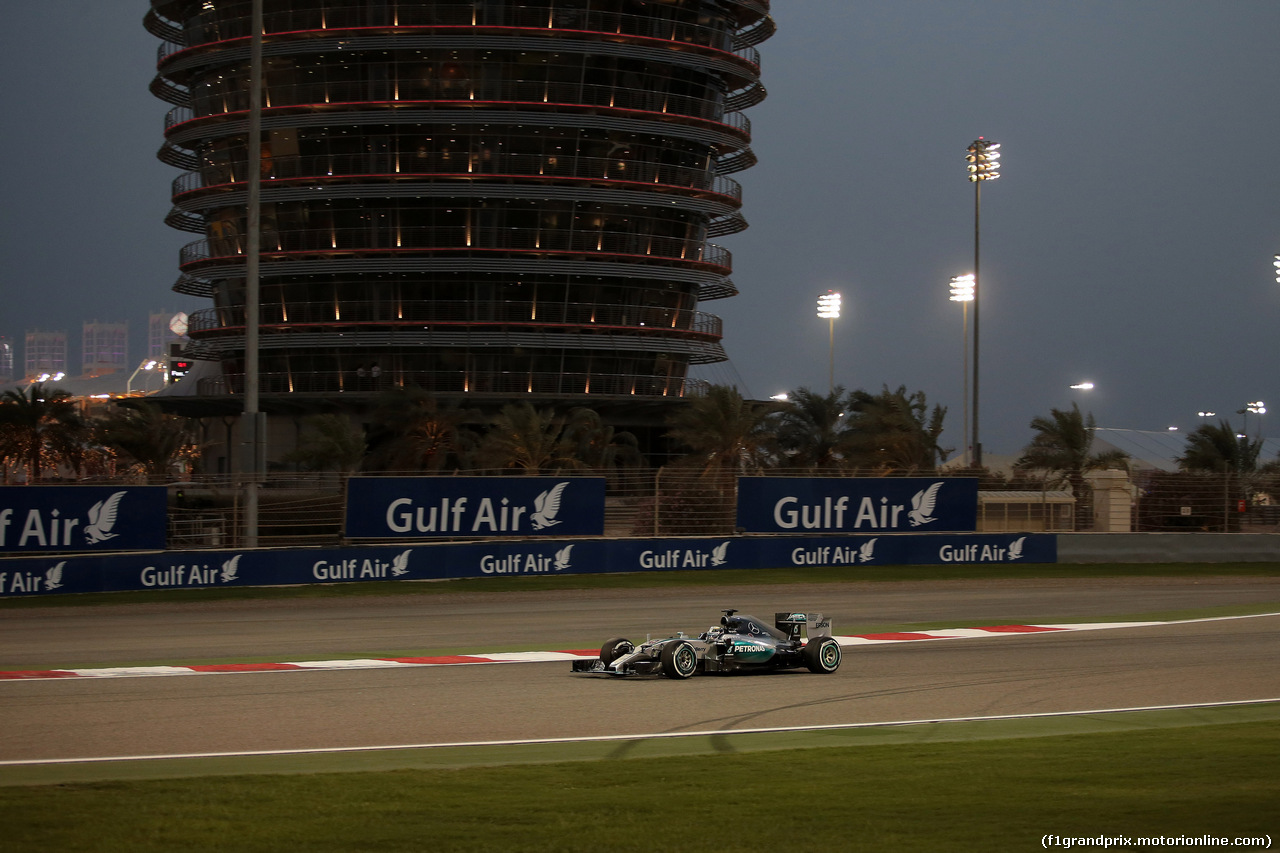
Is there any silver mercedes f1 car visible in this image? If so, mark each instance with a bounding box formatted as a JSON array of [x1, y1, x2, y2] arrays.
[[571, 610, 841, 678]]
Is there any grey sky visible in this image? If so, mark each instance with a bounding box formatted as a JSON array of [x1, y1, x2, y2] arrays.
[[1, 2, 1277, 457]]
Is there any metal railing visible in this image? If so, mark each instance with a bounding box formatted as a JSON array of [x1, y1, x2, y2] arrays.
[[187, 299, 719, 338], [196, 369, 709, 399], [179, 225, 730, 271], [24, 468, 1277, 551], [1131, 470, 1280, 533], [172, 151, 742, 205], [165, 78, 751, 138], [156, 2, 764, 67]]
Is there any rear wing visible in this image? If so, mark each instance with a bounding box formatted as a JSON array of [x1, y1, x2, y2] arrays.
[[774, 612, 832, 641]]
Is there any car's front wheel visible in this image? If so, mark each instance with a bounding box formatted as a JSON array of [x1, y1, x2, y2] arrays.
[[804, 637, 841, 673], [660, 640, 698, 679], [600, 637, 634, 665]]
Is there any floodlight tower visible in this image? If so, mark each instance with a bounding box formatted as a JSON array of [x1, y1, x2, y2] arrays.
[[1239, 401, 1267, 438], [816, 291, 841, 395], [965, 137, 1001, 466]]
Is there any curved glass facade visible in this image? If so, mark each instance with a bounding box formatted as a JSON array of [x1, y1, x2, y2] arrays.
[[146, 0, 772, 403]]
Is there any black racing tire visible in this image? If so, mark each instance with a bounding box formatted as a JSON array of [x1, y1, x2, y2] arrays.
[[660, 640, 698, 679], [804, 637, 841, 673], [599, 637, 634, 665]]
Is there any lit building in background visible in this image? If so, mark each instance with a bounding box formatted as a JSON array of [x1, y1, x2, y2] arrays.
[[81, 320, 129, 378], [143, 1, 773, 451], [24, 330, 67, 382], [0, 337, 12, 386]]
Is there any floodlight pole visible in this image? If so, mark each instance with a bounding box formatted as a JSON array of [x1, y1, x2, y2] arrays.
[[949, 275, 974, 466], [965, 137, 1001, 468], [972, 179, 982, 467], [827, 315, 835, 395], [243, 0, 263, 547]]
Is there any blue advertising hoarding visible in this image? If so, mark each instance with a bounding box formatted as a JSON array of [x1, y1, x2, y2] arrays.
[[737, 477, 979, 534], [345, 476, 606, 538], [0, 532, 1056, 597], [0, 486, 167, 553]]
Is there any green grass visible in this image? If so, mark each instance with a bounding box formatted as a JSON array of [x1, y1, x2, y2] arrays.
[[2, 714, 1276, 852], [2, 561, 1278, 609]]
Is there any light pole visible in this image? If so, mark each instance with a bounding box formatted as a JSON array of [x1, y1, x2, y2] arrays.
[[965, 137, 1001, 467], [816, 291, 841, 395], [949, 274, 974, 465], [1273, 255, 1279, 285], [1238, 401, 1266, 438], [243, 0, 265, 547], [126, 359, 164, 394]]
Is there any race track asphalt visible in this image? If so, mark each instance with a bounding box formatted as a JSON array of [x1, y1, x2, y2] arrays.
[[1, 577, 1278, 763]]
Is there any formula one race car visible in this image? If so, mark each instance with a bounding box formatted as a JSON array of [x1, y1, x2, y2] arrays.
[[571, 610, 841, 678]]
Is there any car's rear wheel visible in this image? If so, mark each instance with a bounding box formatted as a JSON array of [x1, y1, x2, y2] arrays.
[[600, 637, 634, 665], [804, 637, 841, 673], [660, 640, 698, 679]]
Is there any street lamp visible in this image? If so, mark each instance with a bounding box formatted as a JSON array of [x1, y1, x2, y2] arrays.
[[965, 137, 1001, 466], [949, 274, 974, 464], [816, 290, 841, 395], [1273, 254, 1279, 285], [1069, 381, 1094, 391], [126, 359, 165, 394]]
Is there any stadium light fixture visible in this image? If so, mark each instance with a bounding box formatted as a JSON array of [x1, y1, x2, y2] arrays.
[[816, 291, 841, 395]]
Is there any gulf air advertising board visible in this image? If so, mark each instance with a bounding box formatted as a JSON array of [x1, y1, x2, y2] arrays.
[[0, 486, 167, 553], [345, 476, 606, 538], [736, 477, 979, 533]]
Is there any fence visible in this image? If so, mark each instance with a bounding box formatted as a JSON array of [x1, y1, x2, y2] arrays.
[[154, 468, 1280, 549], [1131, 470, 1280, 533]]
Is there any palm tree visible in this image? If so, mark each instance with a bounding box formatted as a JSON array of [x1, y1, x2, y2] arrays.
[[773, 386, 856, 470], [94, 402, 200, 483], [559, 407, 644, 471], [1176, 420, 1264, 532], [1177, 420, 1260, 474], [844, 385, 950, 472], [363, 388, 476, 472], [283, 413, 366, 473], [0, 383, 88, 483], [474, 402, 590, 474], [1015, 403, 1128, 528], [663, 384, 777, 474]]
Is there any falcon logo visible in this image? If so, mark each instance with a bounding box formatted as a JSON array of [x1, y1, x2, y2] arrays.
[[44, 561, 66, 590], [220, 554, 242, 583], [554, 544, 574, 570], [530, 482, 569, 530], [908, 482, 944, 527], [391, 549, 412, 576], [84, 491, 127, 544], [858, 538, 878, 563], [1007, 536, 1026, 561], [710, 541, 730, 566]]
